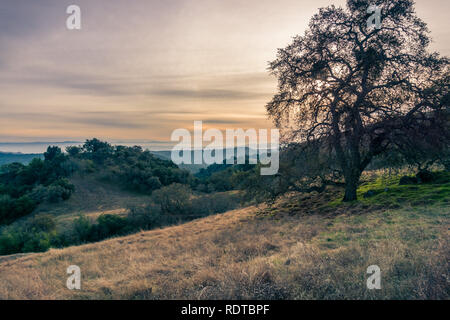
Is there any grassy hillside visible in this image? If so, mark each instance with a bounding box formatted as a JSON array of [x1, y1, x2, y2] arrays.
[[0, 173, 448, 299], [36, 175, 152, 218], [36, 175, 154, 233]]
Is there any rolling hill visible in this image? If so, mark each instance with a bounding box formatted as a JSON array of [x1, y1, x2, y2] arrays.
[[0, 174, 448, 300]]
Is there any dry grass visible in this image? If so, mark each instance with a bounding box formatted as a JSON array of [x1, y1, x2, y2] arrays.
[[0, 188, 448, 300], [28, 174, 152, 231], [35, 175, 153, 218]]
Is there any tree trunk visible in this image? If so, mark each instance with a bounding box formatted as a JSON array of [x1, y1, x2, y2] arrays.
[[343, 172, 359, 202]]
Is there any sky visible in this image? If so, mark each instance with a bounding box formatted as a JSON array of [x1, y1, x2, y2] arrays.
[[0, 0, 448, 144]]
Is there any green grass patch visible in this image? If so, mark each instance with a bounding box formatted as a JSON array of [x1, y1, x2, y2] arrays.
[[328, 171, 450, 208]]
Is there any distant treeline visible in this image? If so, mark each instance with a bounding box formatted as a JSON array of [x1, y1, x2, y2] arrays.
[[64, 138, 257, 194]]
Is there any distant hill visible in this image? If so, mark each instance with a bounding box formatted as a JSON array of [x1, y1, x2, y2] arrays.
[[150, 150, 207, 174], [0, 152, 43, 166], [0, 145, 263, 174], [150, 147, 261, 174]]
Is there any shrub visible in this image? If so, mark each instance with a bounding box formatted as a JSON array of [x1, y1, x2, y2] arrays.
[[66, 146, 81, 157], [72, 214, 93, 243], [127, 204, 163, 230], [21, 231, 54, 253], [46, 186, 67, 203], [82, 138, 114, 164], [120, 166, 162, 193], [28, 185, 49, 203], [208, 192, 241, 213], [95, 214, 128, 238], [71, 214, 129, 243], [0, 214, 57, 254], [151, 183, 192, 215], [0, 194, 15, 223], [190, 192, 241, 216], [28, 179, 74, 204], [0, 195, 36, 225], [208, 169, 235, 191], [79, 159, 96, 173], [0, 230, 22, 255], [14, 195, 37, 215], [25, 214, 56, 233]]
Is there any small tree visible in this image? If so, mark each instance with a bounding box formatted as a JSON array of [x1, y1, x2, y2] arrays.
[[44, 146, 63, 162], [267, 0, 449, 201], [82, 138, 113, 164], [151, 183, 191, 215]]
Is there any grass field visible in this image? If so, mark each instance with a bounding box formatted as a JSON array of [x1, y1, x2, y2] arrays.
[[35, 174, 153, 217], [0, 172, 448, 299]]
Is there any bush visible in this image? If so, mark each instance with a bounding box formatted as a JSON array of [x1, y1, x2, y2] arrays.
[[209, 192, 241, 213], [94, 214, 128, 239], [46, 185, 72, 203], [0, 194, 15, 223], [0, 214, 57, 255], [70, 214, 128, 243], [25, 214, 56, 232], [208, 169, 235, 191], [0, 195, 36, 225], [72, 214, 93, 243], [0, 231, 22, 255], [46, 186, 66, 203], [120, 166, 162, 193], [190, 192, 241, 216], [28, 185, 49, 203], [28, 178, 74, 204], [66, 146, 81, 157], [151, 183, 192, 215], [21, 231, 54, 253], [127, 204, 163, 230]]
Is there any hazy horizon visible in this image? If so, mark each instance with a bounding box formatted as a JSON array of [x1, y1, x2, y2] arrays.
[[0, 140, 174, 153], [0, 139, 277, 154]]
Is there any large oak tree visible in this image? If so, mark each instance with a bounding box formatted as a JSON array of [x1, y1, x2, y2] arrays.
[[267, 0, 449, 201]]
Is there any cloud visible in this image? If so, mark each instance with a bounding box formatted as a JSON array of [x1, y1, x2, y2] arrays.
[[0, 112, 148, 129], [203, 119, 249, 125], [151, 88, 267, 100], [0, 64, 273, 101]]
